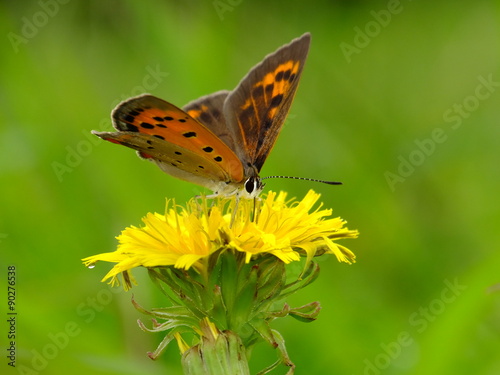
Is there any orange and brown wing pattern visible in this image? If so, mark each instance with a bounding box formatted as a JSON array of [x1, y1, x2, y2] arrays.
[[182, 90, 239, 152], [223, 33, 311, 171], [94, 94, 244, 183]]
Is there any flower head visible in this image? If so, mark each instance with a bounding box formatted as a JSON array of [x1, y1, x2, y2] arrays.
[[84, 190, 359, 371], [83, 190, 357, 289]]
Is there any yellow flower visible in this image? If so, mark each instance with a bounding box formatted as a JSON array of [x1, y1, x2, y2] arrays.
[[83, 190, 358, 288], [230, 190, 358, 265]]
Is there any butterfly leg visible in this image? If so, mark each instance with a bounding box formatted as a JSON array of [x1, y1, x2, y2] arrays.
[[229, 194, 241, 228], [251, 197, 257, 223]]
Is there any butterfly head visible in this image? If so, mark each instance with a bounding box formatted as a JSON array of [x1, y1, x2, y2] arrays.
[[212, 165, 264, 199]]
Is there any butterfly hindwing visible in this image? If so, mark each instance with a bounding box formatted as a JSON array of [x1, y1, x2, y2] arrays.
[[223, 33, 311, 171], [182, 90, 239, 152]]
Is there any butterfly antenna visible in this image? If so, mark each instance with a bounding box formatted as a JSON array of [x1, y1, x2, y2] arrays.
[[261, 176, 342, 185]]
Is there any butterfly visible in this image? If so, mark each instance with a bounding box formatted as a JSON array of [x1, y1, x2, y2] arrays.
[[93, 33, 311, 198]]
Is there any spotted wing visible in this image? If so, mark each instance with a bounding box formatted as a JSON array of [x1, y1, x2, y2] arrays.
[[92, 94, 244, 184], [223, 33, 311, 171], [183, 90, 239, 151]]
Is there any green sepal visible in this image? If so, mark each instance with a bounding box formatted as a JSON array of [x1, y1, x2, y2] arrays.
[[280, 261, 320, 299], [254, 258, 286, 306], [289, 301, 321, 322], [249, 316, 278, 348], [182, 346, 205, 375], [218, 249, 239, 321], [150, 268, 212, 318], [254, 328, 295, 375], [146, 332, 176, 360]]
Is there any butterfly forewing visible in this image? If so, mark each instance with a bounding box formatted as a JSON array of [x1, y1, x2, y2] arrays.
[[223, 33, 311, 171], [92, 130, 238, 183], [98, 94, 244, 183]]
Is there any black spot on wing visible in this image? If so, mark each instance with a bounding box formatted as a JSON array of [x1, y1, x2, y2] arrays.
[[199, 112, 211, 123], [283, 69, 291, 81], [183, 132, 196, 138], [140, 122, 155, 129], [270, 94, 283, 108], [203, 146, 213, 153], [124, 123, 139, 132], [262, 118, 273, 131]]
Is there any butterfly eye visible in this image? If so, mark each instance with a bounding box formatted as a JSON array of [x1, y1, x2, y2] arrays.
[[244, 178, 256, 194], [244, 177, 263, 195]]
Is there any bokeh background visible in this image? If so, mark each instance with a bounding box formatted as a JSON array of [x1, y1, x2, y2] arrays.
[[1, 1, 499, 374]]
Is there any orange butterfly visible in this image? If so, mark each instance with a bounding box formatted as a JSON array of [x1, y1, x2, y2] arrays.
[[93, 33, 311, 198]]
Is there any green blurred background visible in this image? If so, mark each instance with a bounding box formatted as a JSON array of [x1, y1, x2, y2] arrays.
[[1, 1, 499, 374]]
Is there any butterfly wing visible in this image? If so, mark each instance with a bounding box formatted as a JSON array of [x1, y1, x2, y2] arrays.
[[93, 94, 245, 189], [223, 33, 311, 171], [183, 90, 239, 152]]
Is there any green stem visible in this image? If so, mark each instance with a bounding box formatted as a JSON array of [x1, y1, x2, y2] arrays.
[[181, 330, 250, 375]]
